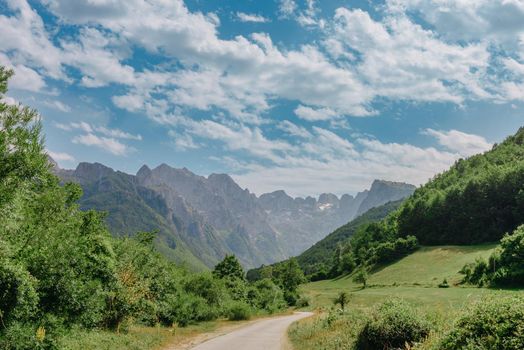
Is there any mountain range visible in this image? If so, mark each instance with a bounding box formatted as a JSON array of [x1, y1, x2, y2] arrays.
[[51, 160, 415, 269]]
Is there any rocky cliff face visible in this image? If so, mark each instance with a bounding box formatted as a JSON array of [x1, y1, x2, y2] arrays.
[[53, 160, 415, 268], [356, 180, 416, 216], [136, 164, 285, 267], [257, 181, 416, 257]]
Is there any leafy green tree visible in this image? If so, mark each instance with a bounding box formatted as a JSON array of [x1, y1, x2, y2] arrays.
[[353, 269, 368, 289], [213, 255, 245, 280], [333, 291, 350, 310], [272, 258, 305, 305]]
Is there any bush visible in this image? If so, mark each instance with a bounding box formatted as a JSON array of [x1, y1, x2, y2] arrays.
[[226, 301, 252, 321], [438, 278, 450, 288], [440, 295, 524, 350], [173, 293, 219, 327], [296, 296, 310, 308], [356, 298, 430, 350], [247, 278, 286, 313], [0, 253, 39, 325]]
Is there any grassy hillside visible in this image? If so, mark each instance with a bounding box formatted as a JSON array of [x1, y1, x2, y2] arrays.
[[290, 244, 520, 350], [302, 245, 498, 309]]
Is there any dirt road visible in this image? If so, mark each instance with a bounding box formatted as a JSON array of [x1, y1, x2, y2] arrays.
[[188, 312, 313, 350]]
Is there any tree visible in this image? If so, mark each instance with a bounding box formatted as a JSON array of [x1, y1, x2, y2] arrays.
[[213, 255, 245, 280], [0, 66, 48, 208], [353, 269, 368, 289], [272, 258, 305, 305], [333, 291, 350, 310]]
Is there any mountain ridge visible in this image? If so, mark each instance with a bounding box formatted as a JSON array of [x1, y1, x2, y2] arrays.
[[52, 160, 415, 268]]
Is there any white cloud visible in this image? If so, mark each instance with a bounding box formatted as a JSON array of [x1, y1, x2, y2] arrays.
[[55, 121, 142, 141], [332, 8, 491, 104], [236, 12, 269, 23], [277, 120, 312, 138], [168, 130, 199, 150], [43, 100, 71, 112], [232, 133, 460, 197], [1, 95, 18, 105], [386, 0, 524, 45], [279, 0, 297, 17], [61, 27, 136, 88], [423, 128, 492, 157], [181, 119, 465, 197], [72, 133, 130, 156], [0, 0, 64, 80], [47, 150, 75, 162], [294, 105, 339, 121]]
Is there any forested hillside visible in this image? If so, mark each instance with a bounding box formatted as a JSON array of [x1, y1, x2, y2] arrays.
[[295, 201, 402, 276], [397, 129, 524, 244]]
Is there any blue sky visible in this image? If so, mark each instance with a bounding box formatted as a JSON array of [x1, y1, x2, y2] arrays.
[[1, 0, 524, 196]]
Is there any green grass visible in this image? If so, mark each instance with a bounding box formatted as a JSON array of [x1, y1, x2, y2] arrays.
[[291, 245, 522, 350], [58, 325, 174, 350], [302, 245, 500, 310], [58, 321, 227, 350]]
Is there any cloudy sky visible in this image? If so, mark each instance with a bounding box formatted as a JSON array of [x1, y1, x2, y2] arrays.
[[1, 0, 523, 197]]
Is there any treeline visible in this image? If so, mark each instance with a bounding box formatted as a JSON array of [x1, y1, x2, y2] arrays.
[[0, 68, 291, 349], [462, 224, 524, 287], [397, 130, 524, 245]]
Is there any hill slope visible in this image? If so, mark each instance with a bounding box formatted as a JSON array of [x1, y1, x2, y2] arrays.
[[296, 200, 403, 275], [396, 127, 524, 244], [302, 244, 500, 309]]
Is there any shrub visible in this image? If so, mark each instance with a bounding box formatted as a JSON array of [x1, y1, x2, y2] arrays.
[[333, 292, 350, 310], [247, 278, 286, 313], [173, 293, 219, 327], [356, 298, 430, 350], [440, 295, 524, 350], [296, 296, 311, 308], [438, 278, 450, 288], [226, 301, 252, 321], [0, 252, 39, 325]]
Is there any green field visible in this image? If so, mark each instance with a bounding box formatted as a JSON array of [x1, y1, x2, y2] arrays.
[[290, 245, 521, 350], [302, 245, 503, 311]]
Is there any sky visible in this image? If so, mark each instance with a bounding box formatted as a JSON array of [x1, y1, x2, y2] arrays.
[[1, 0, 524, 197]]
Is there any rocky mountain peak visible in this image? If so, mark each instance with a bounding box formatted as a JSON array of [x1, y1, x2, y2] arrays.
[[136, 164, 152, 179], [259, 190, 296, 211], [74, 162, 114, 181]]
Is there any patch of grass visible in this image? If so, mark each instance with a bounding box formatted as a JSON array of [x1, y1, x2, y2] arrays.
[[58, 321, 226, 350], [58, 325, 174, 350]]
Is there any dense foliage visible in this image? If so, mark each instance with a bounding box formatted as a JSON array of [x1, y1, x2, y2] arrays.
[[462, 224, 524, 287], [356, 298, 430, 350], [0, 69, 287, 349], [246, 258, 305, 305], [397, 129, 524, 245], [440, 295, 524, 350]]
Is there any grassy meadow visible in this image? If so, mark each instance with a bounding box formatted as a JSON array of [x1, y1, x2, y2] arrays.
[[290, 245, 522, 350]]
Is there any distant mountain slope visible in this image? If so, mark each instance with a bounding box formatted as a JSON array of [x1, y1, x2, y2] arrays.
[[260, 180, 415, 256], [296, 200, 403, 275], [137, 164, 286, 267], [356, 180, 415, 216]]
